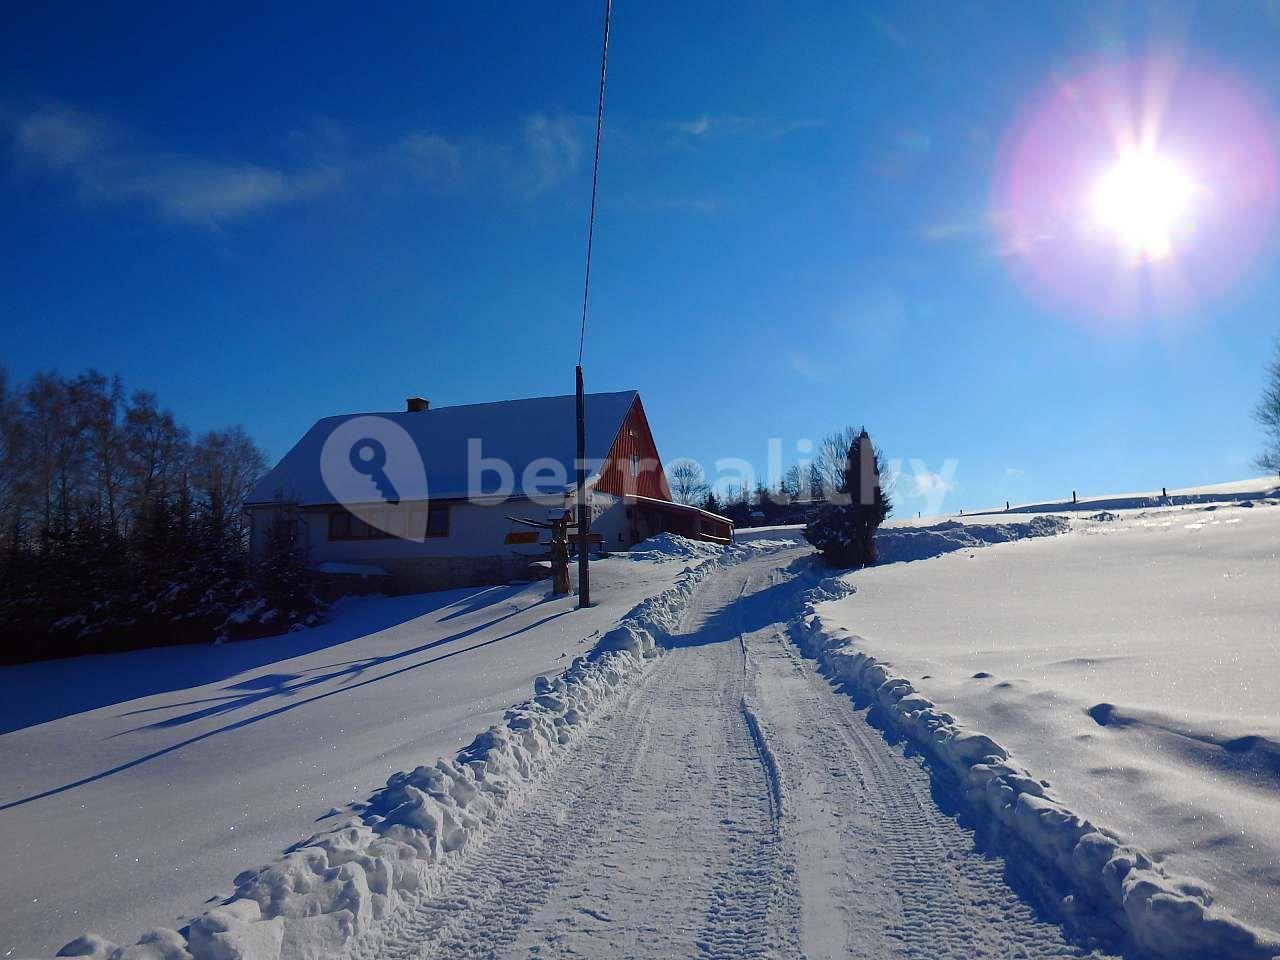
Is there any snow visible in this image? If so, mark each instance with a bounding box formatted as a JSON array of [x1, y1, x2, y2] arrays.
[[7, 482, 1279, 959], [0, 553, 717, 957], [970, 474, 1280, 516], [728, 515, 1071, 560], [2, 539, 789, 960], [340, 546, 1094, 960], [805, 485, 1280, 956], [732, 523, 806, 542], [623, 531, 732, 562], [626, 531, 799, 562], [874, 514, 1069, 562]]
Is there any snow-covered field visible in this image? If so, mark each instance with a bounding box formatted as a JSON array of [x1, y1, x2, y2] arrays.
[[0, 542, 723, 956], [809, 479, 1280, 950], [4, 482, 1277, 960]]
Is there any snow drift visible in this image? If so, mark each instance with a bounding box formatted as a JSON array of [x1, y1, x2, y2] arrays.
[[730, 515, 1071, 560], [791, 599, 1280, 960], [42, 540, 761, 960], [874, 515, 1070, 564], [623, 531, 735, 562]]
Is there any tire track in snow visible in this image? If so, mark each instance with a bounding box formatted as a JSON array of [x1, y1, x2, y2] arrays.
[[352, 664, 666, 960], [353, 562, 798, 960], [740, 698, 783, 822], [353, 547, 1109, 960], [684, 566, 798, 960], [748, 618, 1112, 960]]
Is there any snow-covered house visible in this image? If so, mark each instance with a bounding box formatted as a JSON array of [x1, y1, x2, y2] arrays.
[[244, 390, 732, 590]]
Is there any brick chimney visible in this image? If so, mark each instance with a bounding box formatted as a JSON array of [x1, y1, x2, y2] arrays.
[[406, 397, 429, 413]]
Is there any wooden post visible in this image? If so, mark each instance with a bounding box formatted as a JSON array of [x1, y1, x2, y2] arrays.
[[551, 516, 571, 595], [576, 365, 591, 608]]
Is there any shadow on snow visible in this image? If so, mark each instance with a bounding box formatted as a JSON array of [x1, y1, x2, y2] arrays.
[[0, 591, 570, 811], [0, 583, 530, 736]]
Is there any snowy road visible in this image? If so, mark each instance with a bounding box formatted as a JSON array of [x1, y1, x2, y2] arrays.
[[351, 546, 1109, 960]]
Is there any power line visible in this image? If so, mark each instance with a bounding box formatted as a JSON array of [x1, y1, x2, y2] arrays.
[[577, 0, 612, 366]]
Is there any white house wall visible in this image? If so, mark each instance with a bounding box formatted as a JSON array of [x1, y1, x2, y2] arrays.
[[250, 491, 633, 568], [590, 491, 628, 549], [305, 500, 548, 562]]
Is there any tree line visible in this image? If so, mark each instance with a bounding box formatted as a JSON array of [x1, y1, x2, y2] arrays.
[[667, 426, 886, 525], [0, 368, 318, 664]]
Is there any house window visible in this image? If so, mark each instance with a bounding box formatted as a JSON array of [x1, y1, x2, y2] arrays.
[[330, 504, 449, 540], [330, 510, 374, 540], [426, 504, 449, 537], [630, 453, 639, 477], [329, 510, 350, 540], [410, 504, 450, 538]]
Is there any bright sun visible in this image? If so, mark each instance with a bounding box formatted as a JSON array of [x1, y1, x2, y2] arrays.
[[1091, 151, 1196, 261]]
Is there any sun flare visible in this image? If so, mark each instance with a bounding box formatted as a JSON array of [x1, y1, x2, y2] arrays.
[[1091, 151, 1196, 261]]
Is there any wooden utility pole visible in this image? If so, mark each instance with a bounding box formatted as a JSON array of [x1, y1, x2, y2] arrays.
[[576, 365, 591, 607]]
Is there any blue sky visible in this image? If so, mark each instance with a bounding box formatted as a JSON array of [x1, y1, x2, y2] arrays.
[[3, 2, 1280, 515]]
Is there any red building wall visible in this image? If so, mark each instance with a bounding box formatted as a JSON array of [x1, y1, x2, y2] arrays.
[[596, 397, 671, 501]]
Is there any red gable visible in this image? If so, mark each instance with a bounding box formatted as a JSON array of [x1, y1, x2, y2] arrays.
[[595, 396, 671, 501]]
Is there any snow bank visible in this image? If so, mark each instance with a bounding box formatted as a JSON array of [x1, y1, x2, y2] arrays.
[[975, 475, 1280, 517], [44, 538, 759, 960], [732, 523, 806, 544], [623, 532, 735, 562], [790, 598, 1280, 960], [874, 515, 1069, 564], [733, 517, 1069, 559]]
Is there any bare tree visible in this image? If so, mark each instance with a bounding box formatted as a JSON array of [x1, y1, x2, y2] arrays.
[[123, 390, 189, 522], [1256, 338, 1280, 475], [78, 371, 127, 534], [190, 426, 268, 543], [815, 426, 859, 497], [0, 368, 26, 538], [667, 458, 710, 506], [781, 463, 803, 502]]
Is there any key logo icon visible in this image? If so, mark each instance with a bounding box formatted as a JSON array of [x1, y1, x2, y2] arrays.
[[349, 437, 400, 504], [320, 416, 428, 536]]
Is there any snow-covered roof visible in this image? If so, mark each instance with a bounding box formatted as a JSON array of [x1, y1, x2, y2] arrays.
[[246, 390, 641, 507], [628, 494, 732, 525]]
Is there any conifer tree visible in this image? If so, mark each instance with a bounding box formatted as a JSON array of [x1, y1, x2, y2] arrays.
[[256, 501, 319, 618], [804, 428, 892, 566]]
